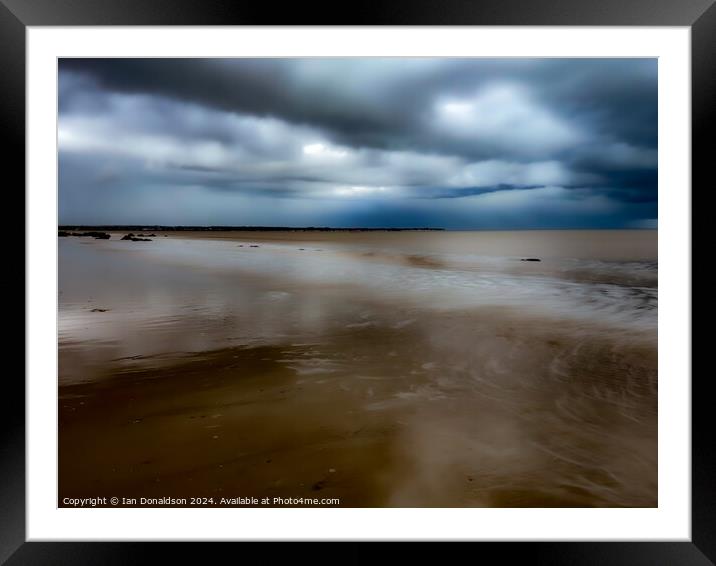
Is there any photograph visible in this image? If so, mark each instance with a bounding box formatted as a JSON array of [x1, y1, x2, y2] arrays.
[[57, 57, 658, 509]]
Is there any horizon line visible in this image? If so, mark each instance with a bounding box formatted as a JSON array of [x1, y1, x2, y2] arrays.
[[58, 224, 657, 232]]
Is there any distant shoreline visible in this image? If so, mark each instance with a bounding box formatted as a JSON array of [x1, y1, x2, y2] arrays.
[[58, 225, 445, 232], [58, 225, 656, 232]]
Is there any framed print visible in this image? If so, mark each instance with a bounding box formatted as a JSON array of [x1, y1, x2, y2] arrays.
[[7, 0, 707, 562]]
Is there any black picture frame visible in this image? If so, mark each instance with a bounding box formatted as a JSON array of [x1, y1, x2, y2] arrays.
[[6, 0, 706, 563]]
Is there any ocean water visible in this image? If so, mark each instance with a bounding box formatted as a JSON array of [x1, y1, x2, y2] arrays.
[[59, 230, 657, 344], [58, 230, 657, 507]]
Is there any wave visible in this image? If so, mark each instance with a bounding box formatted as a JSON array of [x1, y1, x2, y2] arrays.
[[132, 238, 659, 333]]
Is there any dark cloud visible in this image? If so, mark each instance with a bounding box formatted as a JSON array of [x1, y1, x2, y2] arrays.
[[58, 58, 657, 228]]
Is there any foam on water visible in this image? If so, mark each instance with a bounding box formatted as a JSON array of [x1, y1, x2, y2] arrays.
[[111, 236, 657, 332]]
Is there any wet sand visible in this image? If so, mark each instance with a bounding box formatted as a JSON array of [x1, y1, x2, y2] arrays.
[[59, 230, 657, 507]]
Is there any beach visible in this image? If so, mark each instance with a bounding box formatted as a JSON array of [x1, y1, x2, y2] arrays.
[[58, 230, 657, 507]]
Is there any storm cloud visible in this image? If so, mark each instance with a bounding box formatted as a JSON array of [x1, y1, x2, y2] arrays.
[[58, 58, 657, 228]]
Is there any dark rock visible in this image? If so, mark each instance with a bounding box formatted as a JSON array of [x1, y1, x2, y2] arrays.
[[146, 234, 157, 237], [249, 245, 259, 248], [520, 258, 541, 262], [90, 308, 109, 312], [311, 480, 327, 491], [120, 234, 152, 242], [59, 230, 110, 238]]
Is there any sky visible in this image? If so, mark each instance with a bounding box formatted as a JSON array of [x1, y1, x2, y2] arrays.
[[58, 58, 657, 229]]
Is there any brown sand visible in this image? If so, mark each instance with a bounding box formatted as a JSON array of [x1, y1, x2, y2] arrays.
[[59, 232, 657, 507], [59, 311, 656, 508]]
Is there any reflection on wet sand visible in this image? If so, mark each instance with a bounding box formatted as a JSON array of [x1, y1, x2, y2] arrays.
[[59, 231, 657, 507]]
